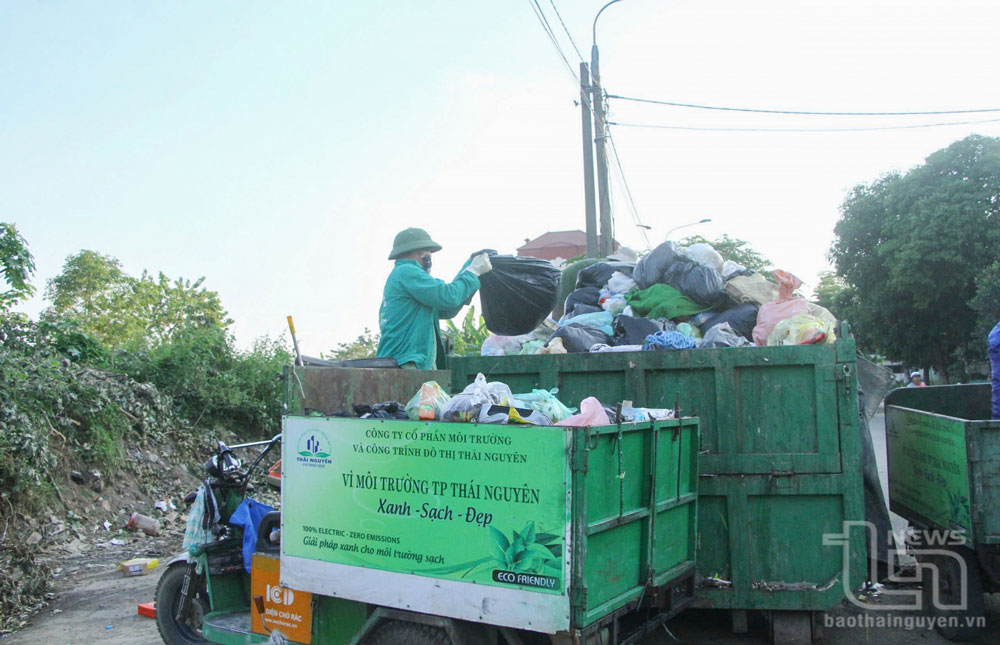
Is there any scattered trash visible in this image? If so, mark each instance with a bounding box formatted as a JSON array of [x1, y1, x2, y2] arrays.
[[26, 532, 42, 546], [102, 521, 111, 532], [120, 557, 159, 577], [404, 381, 451, 421], [137, 602, 156, 619], [126, 512, 161, 537]]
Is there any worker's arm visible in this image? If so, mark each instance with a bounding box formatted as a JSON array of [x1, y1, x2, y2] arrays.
[[399, 263, 480, 313]]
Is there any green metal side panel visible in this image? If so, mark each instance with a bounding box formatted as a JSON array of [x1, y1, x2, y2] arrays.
[[570, 419, 699, 628], [283, 366, 449, 415], [452, 336, 865, 612], [312, 596, 368, 645], [885, 384, 1000, 545]]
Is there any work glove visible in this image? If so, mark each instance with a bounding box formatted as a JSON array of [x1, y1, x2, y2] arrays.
[[466, 253, 493, 276]]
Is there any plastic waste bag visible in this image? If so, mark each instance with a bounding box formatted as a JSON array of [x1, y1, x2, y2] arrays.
[[989, 322, 1000, 420], [519, 339, 545, 355], [698, 304, 759, 342], [601, 293, 627, 316], [725, 274, 778, 307], [699, 322, 753, 348], [807, 303, 838, 333], [478, 404, 553, 426], [537, 337, 568, 354], [607, 271, 637, 295], [752, 271, 808, 345], [663, 261, 726, 307], [643, 330, 697, 351], [512, 388, 577, 423], [480, 334, 525, 357], [590, 344, 644, 353], [558, 311, 613, 336], [684, 242, 724, 273], [721, 260, 751, 280], [766, 314, 835, 346], [633, 241, 686, 289], [405, 382, 452, 421], [548, 323, 611, 353], [576, 262, 635, 289], [356, 401, 408, 419], [625, 284, 712, 320], [612, 315, 666, 346], [479, 255, 561, 335], [556, 396, 611, 427], [441, 373, 515, 422], [563, 286, 602, 318], [675, 322, 701, 339]]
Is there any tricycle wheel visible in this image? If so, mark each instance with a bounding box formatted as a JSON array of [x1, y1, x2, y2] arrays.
[[364, 620, 450, 645], [919, 546, 985, 642], [768, 610, 814, 645], [155, 563, 210, 645]]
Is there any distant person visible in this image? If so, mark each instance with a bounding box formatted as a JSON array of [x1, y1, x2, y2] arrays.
[[906, 371, 925, 388], [376, 228, 492, 370], [989, 321, 1000, 419]]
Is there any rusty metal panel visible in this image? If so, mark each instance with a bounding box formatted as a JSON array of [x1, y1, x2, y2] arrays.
[[284, 366, 448, 415]]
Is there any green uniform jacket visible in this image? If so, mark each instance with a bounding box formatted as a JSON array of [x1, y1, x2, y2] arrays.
[[376, 259, 480, 370]]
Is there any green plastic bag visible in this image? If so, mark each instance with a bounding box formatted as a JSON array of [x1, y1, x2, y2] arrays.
[[625, 283, 713, 320]]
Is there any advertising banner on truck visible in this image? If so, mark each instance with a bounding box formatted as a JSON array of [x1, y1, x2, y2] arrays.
[[282, 417, 570, 596]]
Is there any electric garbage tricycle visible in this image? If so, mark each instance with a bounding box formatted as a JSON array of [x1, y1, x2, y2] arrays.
[[886, 383, 1000, 641], [156, 366, 700, 644]]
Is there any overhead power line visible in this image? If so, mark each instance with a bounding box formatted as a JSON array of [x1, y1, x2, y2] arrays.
[[607, 117, 1000, 133], [527, 0, 580, 85], [606, 128, 651, 250], [607, 94, 1000, 117], [548, 0, 584, 61]]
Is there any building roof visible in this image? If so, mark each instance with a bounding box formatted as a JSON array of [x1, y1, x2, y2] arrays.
[[517, 230, 587, 252]]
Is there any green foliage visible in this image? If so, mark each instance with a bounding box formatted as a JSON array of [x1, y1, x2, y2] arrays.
[[44, 250, 232, 350], [679, 233, 772, 272], [830, 135, 1000, 375], [0, 223, 35, 312], [441, 306, 489, 356], [117, 327, 290, 437], [327, 327, 379, 361], [812, 271, 848, 315]]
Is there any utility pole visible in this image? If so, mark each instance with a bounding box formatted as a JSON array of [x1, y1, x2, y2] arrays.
[[591, 45, 614, 257], [580, 62, 598, 258]]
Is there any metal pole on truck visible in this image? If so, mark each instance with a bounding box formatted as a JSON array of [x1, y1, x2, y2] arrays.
[[580, 61, 599, 259]]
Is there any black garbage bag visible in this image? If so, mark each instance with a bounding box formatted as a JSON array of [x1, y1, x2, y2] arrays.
[[632, 241, 686, 289], [663, 261, 726, 307], [565, 303, 603, 319], [563, 287, 602, 317], [354, 401, 408, 419], [576, 262, 635, 289], [548, 323, 611, 353], [479, 255, 561, 335], [612, 315, 669, 346], [697, 303, 759, 341]]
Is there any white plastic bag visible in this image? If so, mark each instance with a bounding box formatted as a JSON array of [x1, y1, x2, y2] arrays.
[[441, 373, 514, 422], [684, 242, 724, 273], [556, 397, 611, 427], [606, 271, 637, 295], [481, 334, 525, 356], [512, 388, 577, 423]]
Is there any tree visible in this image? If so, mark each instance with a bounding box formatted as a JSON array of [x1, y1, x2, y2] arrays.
[[0, 223, 35, 312], [326, 327, 379, 360], [812, 271, 847, 314], [830, 134, 1000, 377], [679, 234, 772, 273], [441, 306, 489, 356], [44, 250, 231, 350]]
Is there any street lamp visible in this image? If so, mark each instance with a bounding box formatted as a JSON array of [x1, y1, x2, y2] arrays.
[[664, 218, 712, 240]]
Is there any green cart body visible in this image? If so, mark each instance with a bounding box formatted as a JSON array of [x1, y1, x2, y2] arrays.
[[449, 331, 867, 618], [198, 366, 699, 644], [885, 383, 1000, 587]]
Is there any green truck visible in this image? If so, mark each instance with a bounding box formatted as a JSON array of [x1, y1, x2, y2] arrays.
[[164, 366, 699, 645], [449, 325, 867, 643], [885, 383, 1000, 641]]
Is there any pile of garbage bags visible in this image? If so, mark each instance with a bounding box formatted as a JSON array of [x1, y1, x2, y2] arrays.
[[480, 240, 837, 356], [401, 374, 673, 428]]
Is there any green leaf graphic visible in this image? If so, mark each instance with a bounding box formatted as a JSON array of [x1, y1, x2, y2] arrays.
[[528, 543, 556, 560], [314, 452, 330, 458], [522, 521, 536, 545], [534, 532, 560, 545], [297, 451, 312, 457], [489, 526, 510, 565]]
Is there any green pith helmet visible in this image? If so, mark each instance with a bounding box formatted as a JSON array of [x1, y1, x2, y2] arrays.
[[388, 228, 443, 260]]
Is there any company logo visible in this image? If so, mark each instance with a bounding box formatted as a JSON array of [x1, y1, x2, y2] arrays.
[[296, 430, 332, 467], [266, 583, 295, 606]]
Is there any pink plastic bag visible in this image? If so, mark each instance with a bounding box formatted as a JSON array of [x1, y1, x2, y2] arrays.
[[752, 270, 808, 346], [555, 397, 611, 427]]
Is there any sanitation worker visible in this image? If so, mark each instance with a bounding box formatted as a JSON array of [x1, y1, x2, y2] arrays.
[[906, 371, 926, 388], [376, 228, 492, 370]]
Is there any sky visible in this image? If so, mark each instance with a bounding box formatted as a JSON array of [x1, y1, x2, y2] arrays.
[[4, 0, 1000, 355]]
